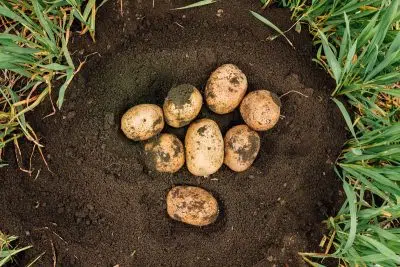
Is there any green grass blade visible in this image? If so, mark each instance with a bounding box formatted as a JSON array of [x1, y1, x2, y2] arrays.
[[83, 0, 96, 21], [343, 41, 357, 75], [341, 181, 357, 252], [31, 1, 57, 50], [250, 11, 294, 47], [319, 30, 342, 83], [173, 0, 216, 10], [332, 98, 357, 140], [38, 63, 72, 71], [56, 68, 74, 108], [359, 235, 400, 263], [365, 50, 400, 81], [0, 245, 32, 266], [338, 13, 350, 62]]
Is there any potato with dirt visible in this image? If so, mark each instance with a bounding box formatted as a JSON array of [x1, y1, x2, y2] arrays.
[[121, 104, 164, 141], [163, 84, 203, 128], [166, 186, 219, 226], [224, 125, 260, 172], [185, 119, 224, 177], [205, 64, 247, 114], [144, 134, 185, 173], [240, 90, 281, 131]]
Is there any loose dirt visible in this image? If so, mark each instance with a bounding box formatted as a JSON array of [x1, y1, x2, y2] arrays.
[[0, 1, 346, 266]]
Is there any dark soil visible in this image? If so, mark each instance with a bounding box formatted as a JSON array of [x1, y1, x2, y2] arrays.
[[167, 84, 195, 108], [0, 1, 346, 266]]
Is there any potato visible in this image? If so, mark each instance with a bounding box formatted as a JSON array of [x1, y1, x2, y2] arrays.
[[205, 64, 247, 114], [166, 186, 219, 226], [224, 125, 260, 172], [121, 104, 164, 141], [185, 119, 224, 177], [240, 90, 281, 131], [163, 84, 203, 128], [144, 134, 185, 173]]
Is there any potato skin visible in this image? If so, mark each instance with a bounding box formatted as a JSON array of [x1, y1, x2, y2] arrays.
[[205, 64, 247, 114], [185, 119, 224, 177], [144, 134, 185, 173], [224, 125, 260, 172], [121, 104, 164, 141], [166, 186, 219, 226], [240, 90, 281, 131], [163, 84, 203, 128]]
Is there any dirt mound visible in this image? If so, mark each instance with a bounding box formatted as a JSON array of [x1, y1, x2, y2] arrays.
[[0, 1, 346, 266]]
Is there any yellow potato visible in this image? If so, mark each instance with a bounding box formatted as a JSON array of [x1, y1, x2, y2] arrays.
[[205, 64, 247, 114], [144, 134, 185, 173], [185, 119, 224, 177], [163, 84, 203, 128], [166, 186, 219, 226], [121, 104, 164, 141], [224, 125, 260, 172], [240, 90, 281, 131]]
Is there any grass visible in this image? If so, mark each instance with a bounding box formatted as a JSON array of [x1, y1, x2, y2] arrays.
[[0, 0, 104, 261], [251, 10, 294, 47], [172, 0, 216, 10], [254, 0, 400, 265], [0, 0, 105, 171], [0, 231, 31, 266]]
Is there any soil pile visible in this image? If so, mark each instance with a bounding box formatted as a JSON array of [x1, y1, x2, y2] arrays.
[[0, 1, 346, 266]]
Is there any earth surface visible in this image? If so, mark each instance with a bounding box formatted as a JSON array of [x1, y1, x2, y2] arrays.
[[0, 0, 346, 266]]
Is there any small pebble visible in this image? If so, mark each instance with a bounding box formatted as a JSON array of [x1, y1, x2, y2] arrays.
[[303, 87, 314, 96], [67, 111, 76, 119], [104, 112, 115, 126]]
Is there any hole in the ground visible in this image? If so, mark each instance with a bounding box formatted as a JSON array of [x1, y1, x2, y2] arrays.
[[0, 1, 346, 266]]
